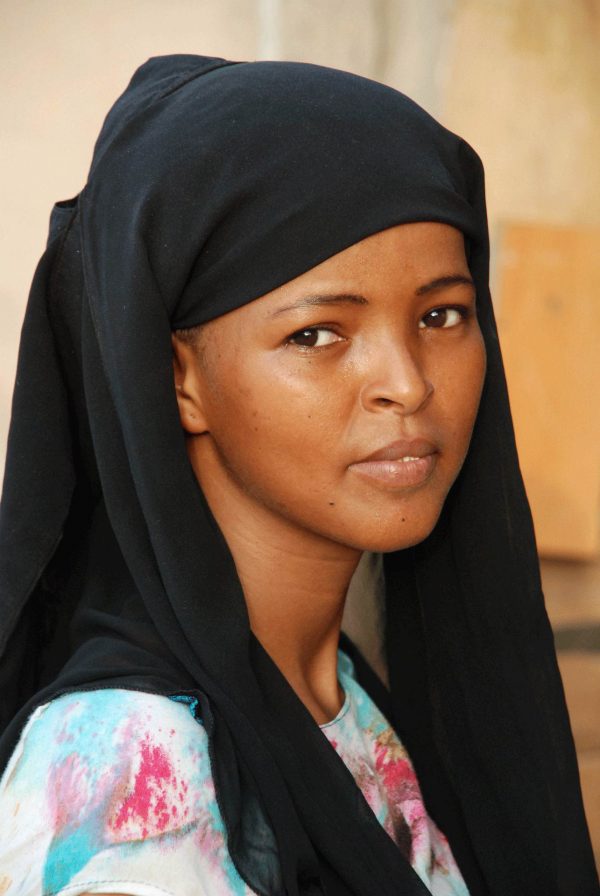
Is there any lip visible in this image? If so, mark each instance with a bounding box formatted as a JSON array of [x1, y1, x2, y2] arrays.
[[348, 438, 438, 490], [356, 438, 438, 463]]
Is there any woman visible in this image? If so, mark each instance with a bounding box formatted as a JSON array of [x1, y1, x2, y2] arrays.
[[0, 54, 596, 896]]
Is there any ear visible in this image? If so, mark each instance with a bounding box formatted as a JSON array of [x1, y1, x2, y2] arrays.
[[171, 333, 209, 435]]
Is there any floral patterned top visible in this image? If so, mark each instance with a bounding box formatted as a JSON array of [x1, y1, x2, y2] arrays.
[[0, 650, 469, 896]]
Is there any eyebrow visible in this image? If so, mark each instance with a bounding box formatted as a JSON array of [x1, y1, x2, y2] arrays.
[[415, 274, 475, 295], [269, 275, 475, 317], [269, 293, 368, 317]]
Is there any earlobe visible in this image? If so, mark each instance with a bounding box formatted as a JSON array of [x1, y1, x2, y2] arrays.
[[171, 334, 209, 435]]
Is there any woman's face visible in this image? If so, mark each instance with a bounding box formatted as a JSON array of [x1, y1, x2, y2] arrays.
[[173, 222, 486, 553]]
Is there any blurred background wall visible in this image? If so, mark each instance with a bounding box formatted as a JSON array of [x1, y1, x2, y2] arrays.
[[1, 0, 599, 866]]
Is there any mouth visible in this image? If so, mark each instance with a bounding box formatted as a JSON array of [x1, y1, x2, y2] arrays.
[[348, 453, 438, 489], [348, 437, 438, 490]]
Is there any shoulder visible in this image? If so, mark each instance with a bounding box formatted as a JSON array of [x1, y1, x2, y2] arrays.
[[2, 689, 213, 838], [0, 689, 249, 896]]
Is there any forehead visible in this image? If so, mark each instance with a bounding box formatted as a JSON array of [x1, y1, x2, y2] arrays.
[[259, 221, 468, 308]]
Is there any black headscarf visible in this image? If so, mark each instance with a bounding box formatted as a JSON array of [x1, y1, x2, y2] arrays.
[[0, 55, 597, 896]]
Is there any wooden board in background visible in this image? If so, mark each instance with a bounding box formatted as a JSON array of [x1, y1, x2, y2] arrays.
[[495, 223, 600, 559]]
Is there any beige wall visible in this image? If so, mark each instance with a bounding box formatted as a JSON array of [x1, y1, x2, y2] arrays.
[[2, 0, 600, 465]]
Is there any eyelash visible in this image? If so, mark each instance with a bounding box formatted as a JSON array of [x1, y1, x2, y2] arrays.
[[286, 304, 472, 350]]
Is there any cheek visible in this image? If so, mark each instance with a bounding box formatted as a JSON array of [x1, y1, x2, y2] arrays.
[[204, 363, 344, 497], [437, 334, 487, 460], [465, 332, 487, 420]]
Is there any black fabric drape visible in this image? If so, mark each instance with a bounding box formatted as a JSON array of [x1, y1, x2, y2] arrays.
[[0, 54, 597, 896]]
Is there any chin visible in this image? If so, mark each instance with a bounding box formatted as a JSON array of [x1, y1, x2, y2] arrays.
[[359, 531, 432, 554], [349, 498, 445, 553], [341, 516, 439, 554]]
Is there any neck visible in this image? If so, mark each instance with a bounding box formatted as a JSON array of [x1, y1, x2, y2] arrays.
[[189, 439, 361, 724], [235, 529, 359, 723]]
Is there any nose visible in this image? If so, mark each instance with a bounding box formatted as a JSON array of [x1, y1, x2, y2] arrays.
[[359, 338, 433, 415]]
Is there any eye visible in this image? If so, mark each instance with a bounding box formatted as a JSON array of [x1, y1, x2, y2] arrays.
[[418, 305, 470, 329], [287, 327, 344, 349]]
